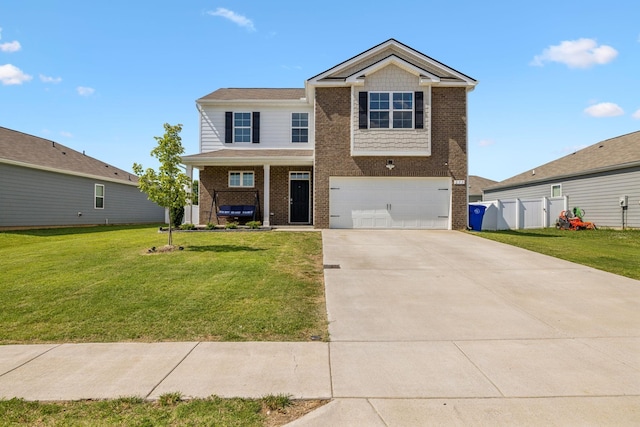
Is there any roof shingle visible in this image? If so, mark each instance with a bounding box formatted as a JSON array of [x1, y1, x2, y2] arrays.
[[0, 126, 138, 184], [486, 131, 640, 191]]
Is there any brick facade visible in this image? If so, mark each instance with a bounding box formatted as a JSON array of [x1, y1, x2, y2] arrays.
[[313, 86, 468, 229], [199, 165, 313, 225]]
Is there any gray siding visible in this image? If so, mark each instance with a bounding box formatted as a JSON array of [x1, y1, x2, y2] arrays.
[[484, 167, 640, 228], [1, 163, 165, 227]]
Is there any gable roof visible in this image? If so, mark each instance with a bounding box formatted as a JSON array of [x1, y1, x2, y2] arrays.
[[307, 39, 477, 89], [485, 130, 640, 192], [468, 175, 498, 196], [198, 88, 306, 102], [0, 126, 138, 185]]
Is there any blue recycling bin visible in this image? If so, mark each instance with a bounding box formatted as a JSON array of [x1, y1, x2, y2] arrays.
[[468, 204, 487, 231]]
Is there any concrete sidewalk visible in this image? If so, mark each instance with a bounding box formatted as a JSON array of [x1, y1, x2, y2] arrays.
[[1, 230, 639, 425]]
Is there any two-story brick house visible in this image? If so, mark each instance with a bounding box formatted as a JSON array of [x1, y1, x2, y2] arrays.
[[182, 39, 477, 229]]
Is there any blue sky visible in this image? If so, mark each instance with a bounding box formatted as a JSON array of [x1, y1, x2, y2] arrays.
[[1, 0, 638, 181]]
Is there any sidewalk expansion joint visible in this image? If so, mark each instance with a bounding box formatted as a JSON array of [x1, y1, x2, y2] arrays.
[[145, 342, 201, 400], [0, 344, 62, 378]]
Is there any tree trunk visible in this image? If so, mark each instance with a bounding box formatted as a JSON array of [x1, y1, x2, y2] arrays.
[[168, 210, 173, 246]]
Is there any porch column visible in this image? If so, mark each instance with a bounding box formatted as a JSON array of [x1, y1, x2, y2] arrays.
[[263, 164, 270, 226], [185, 165, 193, 224]]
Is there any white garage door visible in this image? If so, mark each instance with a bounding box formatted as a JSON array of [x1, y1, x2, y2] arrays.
[[329, 177, 451, 229]]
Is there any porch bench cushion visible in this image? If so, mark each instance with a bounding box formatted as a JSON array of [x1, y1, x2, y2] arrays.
[[217, 205, 256, 217]]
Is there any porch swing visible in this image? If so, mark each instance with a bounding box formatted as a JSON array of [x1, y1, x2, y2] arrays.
[[208, 189, 262, 224]]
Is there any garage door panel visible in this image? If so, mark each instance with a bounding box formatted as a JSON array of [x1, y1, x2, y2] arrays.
[[329, 177, 450, 229]]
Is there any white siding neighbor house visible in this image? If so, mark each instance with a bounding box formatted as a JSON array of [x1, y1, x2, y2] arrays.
[[483, 131, 640, 229], [0, 127, 165, 228]]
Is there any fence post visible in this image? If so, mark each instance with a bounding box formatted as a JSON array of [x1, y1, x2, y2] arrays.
[[515, 198, 521, 230], [542, 196, 548, 228]]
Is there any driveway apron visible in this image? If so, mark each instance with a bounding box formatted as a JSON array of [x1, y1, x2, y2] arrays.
[[293, 230, 640, 426]]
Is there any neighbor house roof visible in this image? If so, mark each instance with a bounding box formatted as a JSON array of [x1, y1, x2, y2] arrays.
[[198, 88, 306, 102], [485, 131, 640, 192], [468, 175, 497, 196], [0, 126, 138, 185]]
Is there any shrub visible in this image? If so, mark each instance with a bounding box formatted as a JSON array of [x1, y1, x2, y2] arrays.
[[205, 222, 216, 230], [170, 206, 184, 228], [180, 223, 196, 230], [225, 222, 239, 229], [246, 221, 262, 229]]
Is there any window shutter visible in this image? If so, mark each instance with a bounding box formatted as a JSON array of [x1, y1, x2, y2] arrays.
[[358, 92, 368, 129], [225, 112, 233, 143], [252, 112, 260, 143], [414, 91, 424, 129]]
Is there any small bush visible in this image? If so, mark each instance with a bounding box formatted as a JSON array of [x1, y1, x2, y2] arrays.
[[246, 221, 262, 229], [170, 206, 184, 228], [180, 223, 196, 230], [205, 223, 216, 230], [225, 221, 239, 229]]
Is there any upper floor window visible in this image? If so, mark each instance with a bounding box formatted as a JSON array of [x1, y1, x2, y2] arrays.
[[369, 92, 413, 129], [94, 184, 104, 209], [229, 171, 254, 188], [551, 184, 562, 197], [234, 112, 251, 142], [360, 91, 423, 130], [225, 112, 260, 144], [291, 113, 309, 143]]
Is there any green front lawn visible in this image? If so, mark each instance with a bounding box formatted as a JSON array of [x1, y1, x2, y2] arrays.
[[0, 226, 327, 344], [471, 228, 640, 280]]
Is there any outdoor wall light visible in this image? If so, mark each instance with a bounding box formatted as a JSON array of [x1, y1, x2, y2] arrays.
[[386, 159, 395, 170]]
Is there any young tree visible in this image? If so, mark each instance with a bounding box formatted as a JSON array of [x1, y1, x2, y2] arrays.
[[133, 123, 190, 247]]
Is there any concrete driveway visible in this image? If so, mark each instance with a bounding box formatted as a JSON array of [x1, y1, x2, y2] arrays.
[[289, 230, 640, 426]]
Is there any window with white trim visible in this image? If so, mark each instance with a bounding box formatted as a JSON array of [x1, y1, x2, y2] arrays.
[[551, 184, 562, 197], [369, 91, 413, 129], [234, 112, 251, 142], [229, 171, 254, 188], [94, 184, 104, 209], [291, 113, 309, 143]]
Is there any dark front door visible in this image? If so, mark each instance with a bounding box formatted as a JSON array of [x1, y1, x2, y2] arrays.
[[290, 179, 310, 223]]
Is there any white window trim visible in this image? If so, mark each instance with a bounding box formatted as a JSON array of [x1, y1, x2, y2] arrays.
[[94, 184, 105, 209], [228, 171, 255, 188], [291, 112, 309, 143], [551, 184, 562, 197], [233, 112, 252, 143], [369, 91, 414, 129]]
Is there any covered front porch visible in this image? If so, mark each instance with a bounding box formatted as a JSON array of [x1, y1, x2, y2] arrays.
[[181, 149, 314, 227]]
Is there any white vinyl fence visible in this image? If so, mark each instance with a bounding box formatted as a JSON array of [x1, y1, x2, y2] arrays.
[[470, 196, 568, 230]]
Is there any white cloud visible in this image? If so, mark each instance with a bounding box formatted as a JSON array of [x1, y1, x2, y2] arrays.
[[531, 38, 618, 68], [0, 63, 32, 85], [632, 109, 640, 119], [40, 74, 62, 84], [584, 102, 624, 117], [60, 131, 73, 138], [207, 8, 255, 31], [0, 40, 21, 53], [478, 139, 495, 147], [77, 86, 95, 96]]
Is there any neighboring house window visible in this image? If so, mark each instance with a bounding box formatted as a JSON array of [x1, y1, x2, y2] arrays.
[[234, 112, 251, 142], [95, 184, 104, 209], [366, 92, 414, 129], [291, 113, 309, 143], [225, 112, 260, 144], [229, 171, 254, 188], [551, 184, 562, 197]]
